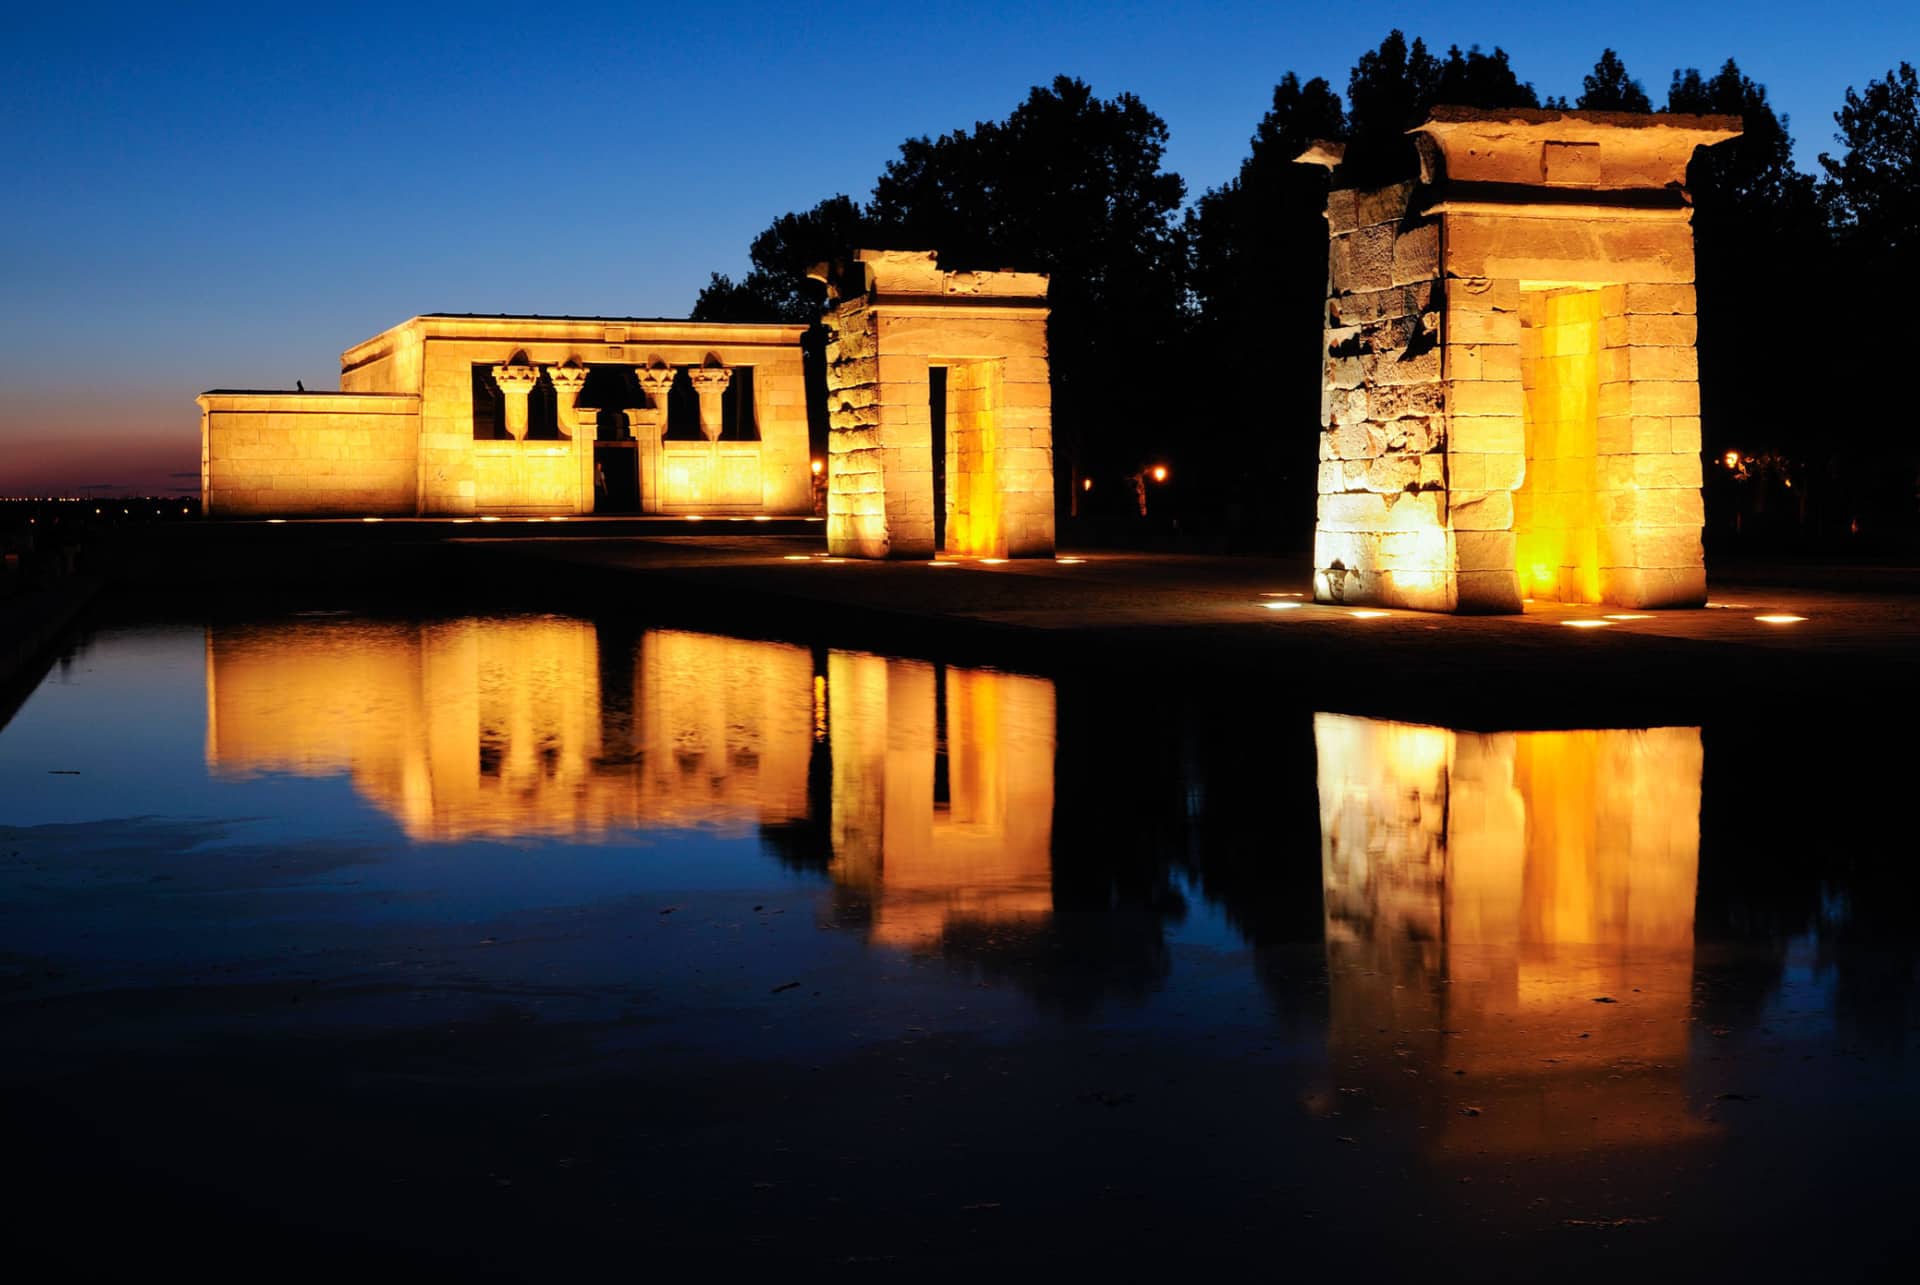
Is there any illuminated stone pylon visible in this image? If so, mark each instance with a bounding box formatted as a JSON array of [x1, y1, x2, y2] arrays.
[[814, 250, 1053, 560], [1300, 108, 1741, 612]]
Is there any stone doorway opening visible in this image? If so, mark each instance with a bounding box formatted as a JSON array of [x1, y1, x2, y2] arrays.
[[940, 359, 1006, 558], [1515, 287, 1604, 603], [929, 366, 949, 552], [594, 435, 641, 513]]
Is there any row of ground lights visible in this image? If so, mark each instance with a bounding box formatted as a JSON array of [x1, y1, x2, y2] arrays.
[[1253, 597, 1808, 626]]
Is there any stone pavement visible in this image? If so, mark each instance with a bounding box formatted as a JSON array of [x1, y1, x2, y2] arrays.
[[466, 534, 1920, 728]]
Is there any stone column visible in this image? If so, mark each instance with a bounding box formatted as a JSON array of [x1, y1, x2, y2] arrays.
[[687, 365, 732, 441], [549, 363, 590, 437], [548, 363, 593, 513], [635, 365, 678, 514], [491, 361, 541, 440]]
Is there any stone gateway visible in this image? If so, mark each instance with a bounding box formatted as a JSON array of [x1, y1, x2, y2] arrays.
[[1302, 108, 1741, 612]]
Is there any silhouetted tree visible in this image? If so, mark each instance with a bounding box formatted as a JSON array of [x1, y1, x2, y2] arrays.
[[1577, 49, 1652, 112], [1819, 63, 1920, 539], [865, 76, 1189, 512], [691, 196, 871, 457], [1343, 32, 1536, 185], [691, 195, 870, 323], [1667, 61, 1832, 543], [1183, 73, 1344, 544], [1821, 63, 1920, 261]]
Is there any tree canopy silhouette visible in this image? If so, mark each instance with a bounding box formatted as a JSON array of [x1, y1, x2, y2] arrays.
[[1577, 49, 1652, 112]]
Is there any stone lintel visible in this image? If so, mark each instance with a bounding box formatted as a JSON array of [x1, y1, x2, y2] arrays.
[[1413, 106, 1740, 193]]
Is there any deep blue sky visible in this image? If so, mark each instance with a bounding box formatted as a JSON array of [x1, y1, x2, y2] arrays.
[[2, 1, 1911, 493]]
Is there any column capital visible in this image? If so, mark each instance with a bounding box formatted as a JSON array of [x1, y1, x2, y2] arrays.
[[636, 363, 677, 400], [686, 365, 733, 394], [548, 361, 589, 395], [492, 363, 541, 393]]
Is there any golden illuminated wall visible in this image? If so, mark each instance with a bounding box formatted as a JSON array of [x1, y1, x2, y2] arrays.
[[206, 621, 812, 840], [1317, 713, 1706, 1152], [198, 392, 421, 517], [822, 250, 1053, 559], [1515, 289, 1603, 602], [200, 315, 813, 518], [1310, 108, 1736, 611], [944, 360, 1005, 557], [826, 651, 1055, 946]]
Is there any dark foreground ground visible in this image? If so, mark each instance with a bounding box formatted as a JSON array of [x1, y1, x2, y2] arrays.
[[1, 525, 1915, 1280]]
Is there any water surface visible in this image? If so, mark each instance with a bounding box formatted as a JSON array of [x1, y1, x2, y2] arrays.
[[2, 613, 1912, 1278]]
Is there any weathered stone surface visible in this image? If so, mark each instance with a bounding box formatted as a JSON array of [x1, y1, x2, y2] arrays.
[[1392, 220, 1441, 285], [1310, 113, 1724, 613], [1450, 490, 1514, 531], [1354, 182, 1416, 227]]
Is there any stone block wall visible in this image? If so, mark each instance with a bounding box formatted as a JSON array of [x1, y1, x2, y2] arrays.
[[822, 250, 1052, 560], [1314, 182, 1455, 610], [1308, 108, 1737, 612], [198, 392, 420, 516], [823, 297, 897, 557]]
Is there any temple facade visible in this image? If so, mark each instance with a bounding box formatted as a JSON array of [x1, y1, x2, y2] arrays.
[[199, 315, 813, 517], [817, 250, 1054, 559], [1304, 108, 1741, 612]]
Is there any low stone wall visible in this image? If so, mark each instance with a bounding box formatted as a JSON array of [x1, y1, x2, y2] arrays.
[[472, 441, 582, 513], [658, 441, 765, 510], [198, 393, 420, 517]]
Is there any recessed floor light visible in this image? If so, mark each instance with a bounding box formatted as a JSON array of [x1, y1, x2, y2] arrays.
[[1563, 619, 1612, 628], [1755, 614, 1807, 624], [1350, 610, 1389, 619]]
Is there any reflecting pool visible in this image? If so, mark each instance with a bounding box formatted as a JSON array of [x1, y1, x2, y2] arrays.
[[2, 614, 1914, 1278]]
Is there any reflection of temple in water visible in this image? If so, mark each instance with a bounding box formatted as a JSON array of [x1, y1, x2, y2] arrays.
[[1315, 714, 1708, 1153], [206, 620, 814, 840], [822, 653, 1054, 947], [204, 619, 1057, 951]]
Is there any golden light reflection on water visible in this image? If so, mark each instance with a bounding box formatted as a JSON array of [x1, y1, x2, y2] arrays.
[[204, 618, 1055, 946], [1316, 714, 1708, 1152], [824, 652, 1054, 947], [207, 620, 813, 840]]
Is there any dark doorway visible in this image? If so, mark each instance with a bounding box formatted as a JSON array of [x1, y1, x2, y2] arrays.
[[930, 365, 948, 551], [594, 442, 640, 513]]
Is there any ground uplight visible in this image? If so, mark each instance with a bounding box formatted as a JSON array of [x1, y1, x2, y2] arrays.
[[1260, 602, 1304, 611], [1563, 619, 1612, 628], [1603, 613, 1655, 620], [1755, 614, 1807, 624], [1350, 610, 1389, 619]]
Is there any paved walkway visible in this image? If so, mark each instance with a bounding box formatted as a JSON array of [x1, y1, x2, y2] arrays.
[[468, 535, 1920, 727]]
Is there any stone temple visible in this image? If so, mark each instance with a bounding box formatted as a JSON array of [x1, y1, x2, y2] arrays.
[[196, 250, 1055, 559], [1303, 107, 1741, 612]]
